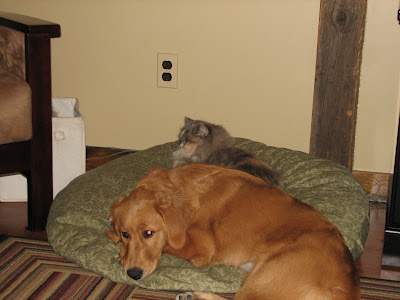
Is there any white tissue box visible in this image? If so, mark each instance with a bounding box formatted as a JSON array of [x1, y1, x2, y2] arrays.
[[0, 97, 86, 201]]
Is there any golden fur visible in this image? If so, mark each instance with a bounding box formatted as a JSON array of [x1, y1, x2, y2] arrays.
[[106, 164, 360, 300]]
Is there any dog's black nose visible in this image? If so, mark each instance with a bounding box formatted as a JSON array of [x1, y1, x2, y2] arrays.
[[127, 267, 143, 280]]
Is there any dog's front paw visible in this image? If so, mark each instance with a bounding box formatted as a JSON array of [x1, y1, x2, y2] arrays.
[[176, 292, 194, 300], [189, 254, 212, 268]]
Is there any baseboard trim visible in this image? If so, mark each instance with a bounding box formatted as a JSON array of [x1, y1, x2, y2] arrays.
[[353, 170, 392, 202]]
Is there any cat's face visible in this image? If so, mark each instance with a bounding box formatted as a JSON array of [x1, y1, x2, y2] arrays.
[[178, 120, 210, 156]]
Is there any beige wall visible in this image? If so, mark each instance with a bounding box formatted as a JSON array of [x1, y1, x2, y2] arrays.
[[1, 0, 399, 173], [354, 0, 400, 172]]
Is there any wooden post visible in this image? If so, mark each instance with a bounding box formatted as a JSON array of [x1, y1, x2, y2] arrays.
[[310, 0, 367, 170]]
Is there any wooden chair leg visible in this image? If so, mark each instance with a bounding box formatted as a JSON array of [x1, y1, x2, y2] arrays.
[[26, 26, 54, 232], [25, 162, 53, 232]]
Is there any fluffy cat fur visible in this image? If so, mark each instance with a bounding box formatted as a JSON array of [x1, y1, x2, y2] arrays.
[[172, 117, 283, 187]]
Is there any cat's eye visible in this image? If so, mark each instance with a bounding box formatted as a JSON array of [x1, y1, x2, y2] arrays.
[[121, 231, 129, 239], [143, 230, 154, 239]]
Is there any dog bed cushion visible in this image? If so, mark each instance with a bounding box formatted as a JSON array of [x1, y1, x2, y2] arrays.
[[47, 138, 369, 293]]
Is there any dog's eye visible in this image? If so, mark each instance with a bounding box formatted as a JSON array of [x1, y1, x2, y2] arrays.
[[122, 231, 130, 239], [143, 230, 154, 239]]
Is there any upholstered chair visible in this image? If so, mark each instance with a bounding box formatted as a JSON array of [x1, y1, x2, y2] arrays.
[[0, 12, 60, 231]]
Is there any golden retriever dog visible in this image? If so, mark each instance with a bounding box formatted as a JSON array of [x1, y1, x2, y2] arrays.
[[106, 164, 360, 300]]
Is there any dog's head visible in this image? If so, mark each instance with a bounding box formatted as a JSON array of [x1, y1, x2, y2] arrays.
[[106, 168, 189, 280]]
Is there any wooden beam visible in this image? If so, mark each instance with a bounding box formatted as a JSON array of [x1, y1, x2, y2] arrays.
[[310, 0, 367, 170]]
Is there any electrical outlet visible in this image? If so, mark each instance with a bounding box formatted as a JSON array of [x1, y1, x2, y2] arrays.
[[157, 53, 178, 89]]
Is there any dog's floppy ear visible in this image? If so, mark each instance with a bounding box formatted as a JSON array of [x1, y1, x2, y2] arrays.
[[105, 196, 125, 244], [156, 191, 188, 249], [106, 227, 121, 244]]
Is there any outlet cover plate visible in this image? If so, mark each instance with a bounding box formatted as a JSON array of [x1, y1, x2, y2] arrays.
[[157, 53, 178, 89]]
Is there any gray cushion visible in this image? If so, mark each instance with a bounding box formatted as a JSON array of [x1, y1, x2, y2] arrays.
[[47, 138, 369, 293]]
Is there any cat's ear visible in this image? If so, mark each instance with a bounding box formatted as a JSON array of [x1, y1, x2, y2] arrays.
[[184, 117, 193, 124], [195, 123, 209, 137]]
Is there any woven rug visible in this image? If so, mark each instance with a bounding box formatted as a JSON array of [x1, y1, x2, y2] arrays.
[[0, 236, 399, 300]]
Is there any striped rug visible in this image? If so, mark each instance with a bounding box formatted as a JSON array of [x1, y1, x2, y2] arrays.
[[0, 236, 399, 300]]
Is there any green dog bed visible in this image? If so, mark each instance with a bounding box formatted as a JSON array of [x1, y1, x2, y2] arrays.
[[47, 138, 370, 293]]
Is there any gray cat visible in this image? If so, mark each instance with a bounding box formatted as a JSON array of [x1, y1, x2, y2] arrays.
[[172, 117, 283, 187]]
